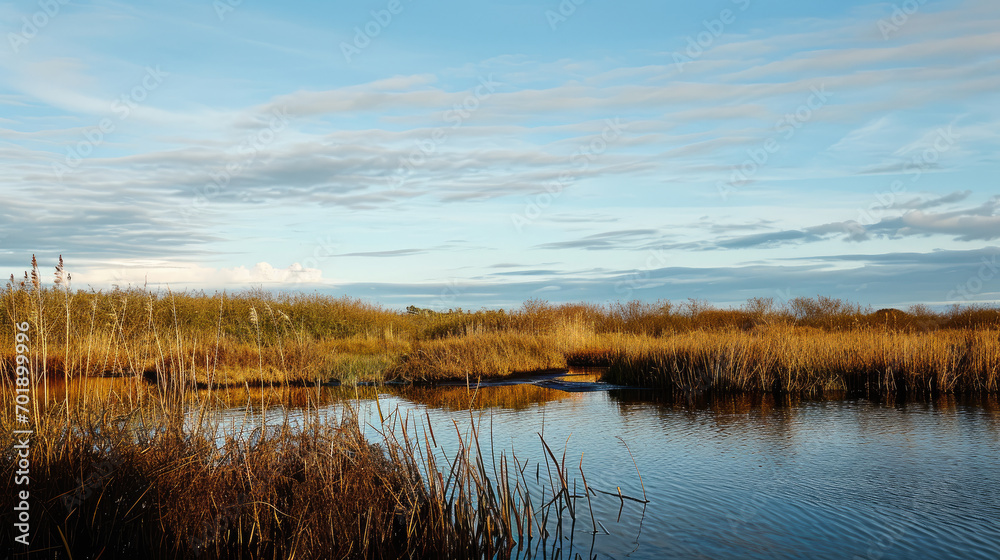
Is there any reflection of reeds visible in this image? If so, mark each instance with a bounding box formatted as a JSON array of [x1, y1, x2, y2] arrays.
[[1, 375, 586, 558], [565, 347, 614, 367], [385, 383, 576, 411]]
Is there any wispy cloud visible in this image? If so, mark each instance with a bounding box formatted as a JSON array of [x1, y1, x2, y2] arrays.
[[536, 229, 663, 251], [1, 0, 998, 306]]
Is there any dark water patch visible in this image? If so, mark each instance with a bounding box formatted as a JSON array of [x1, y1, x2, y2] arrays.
[[350, 384, 1000, 559], [123, 372, 1000, 559]]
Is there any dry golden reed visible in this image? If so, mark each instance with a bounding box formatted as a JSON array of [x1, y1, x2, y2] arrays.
[[601, 327, 1000, 394], [3, 259, 1000, 393], [1, 379, 583, 559]]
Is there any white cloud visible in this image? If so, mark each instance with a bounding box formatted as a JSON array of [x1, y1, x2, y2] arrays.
[[73, 261, 325, 288]]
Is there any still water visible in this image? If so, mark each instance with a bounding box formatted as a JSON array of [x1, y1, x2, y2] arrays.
[[226, 369, 1000, 560]]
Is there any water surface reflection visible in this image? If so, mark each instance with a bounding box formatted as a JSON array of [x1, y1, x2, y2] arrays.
[[54, 375, 1000, 559]]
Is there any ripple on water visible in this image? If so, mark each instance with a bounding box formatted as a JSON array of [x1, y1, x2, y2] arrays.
[[201, 384, 1000, 560]]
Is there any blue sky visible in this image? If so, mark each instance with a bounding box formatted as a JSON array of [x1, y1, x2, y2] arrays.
[[1, 0, 998, 309]]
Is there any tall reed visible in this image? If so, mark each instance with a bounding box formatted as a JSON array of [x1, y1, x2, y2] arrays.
[[3, 257, 1000, 392], [1, 377, 592, 558]]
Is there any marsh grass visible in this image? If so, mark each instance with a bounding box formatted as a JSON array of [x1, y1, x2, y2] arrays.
[[4, 258, 1000, 392], [3, 257, 1000, 557], [0, 260, 602, 559], [388, 332, 568, 383], [601, 327, 1000, 395], [1, 376, 596, 559], [0, 279, 410, 387]]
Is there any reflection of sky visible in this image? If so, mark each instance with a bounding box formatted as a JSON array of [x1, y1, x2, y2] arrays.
[[58, 377, 1000, 558], [222, 387, 1000, 559], [3, 1, 1000, 308], [377, 390, 1000, 559]]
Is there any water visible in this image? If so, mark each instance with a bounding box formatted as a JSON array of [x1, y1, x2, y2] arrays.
[[205, 371, 1000, 559]]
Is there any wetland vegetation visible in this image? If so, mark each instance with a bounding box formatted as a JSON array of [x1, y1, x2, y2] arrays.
[[3, 258, 1000, 558], [3, 260, 998, 394]]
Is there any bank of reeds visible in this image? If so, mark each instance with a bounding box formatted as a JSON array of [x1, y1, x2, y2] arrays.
[[1, 377, 588, 559], [0, 266, 408, 387], [4, 257, 1000, 390], [601, 328, 1000, 395], [389, 332, 568, 383]]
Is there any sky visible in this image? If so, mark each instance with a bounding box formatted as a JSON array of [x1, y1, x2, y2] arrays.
[[1, 0, 998, 310]]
